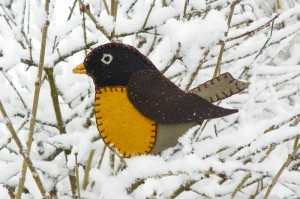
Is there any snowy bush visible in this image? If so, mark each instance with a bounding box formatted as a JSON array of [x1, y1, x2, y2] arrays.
[[0, 0, 300, 198]]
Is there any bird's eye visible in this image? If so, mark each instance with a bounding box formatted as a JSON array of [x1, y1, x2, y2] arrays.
[[101, 54, 113, 65]]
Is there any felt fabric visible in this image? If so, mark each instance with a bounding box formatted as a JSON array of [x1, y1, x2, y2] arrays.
[[83, 43, 159, 89], [95, 86, 156, 158], [191, 73, 250, 103], [151, 123, 197, 154], [127, 69, 238, 124], [73, 42, 247, 157]]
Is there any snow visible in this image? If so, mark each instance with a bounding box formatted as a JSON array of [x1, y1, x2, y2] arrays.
[[0, 36, 22, 70], [0, 0, 300, 198], [0, 184, 9, 199], [31, 1, 47, 29], [161, 10, 227, 51]]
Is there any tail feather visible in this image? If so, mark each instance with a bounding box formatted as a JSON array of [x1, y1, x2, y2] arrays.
[[190, 73, 249, 103]]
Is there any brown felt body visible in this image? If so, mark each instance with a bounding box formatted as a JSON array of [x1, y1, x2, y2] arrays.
[[127, 69, 238, 124]]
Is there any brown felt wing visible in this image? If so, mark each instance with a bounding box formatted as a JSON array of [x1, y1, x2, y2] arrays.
[[127, 69, 238, 124]]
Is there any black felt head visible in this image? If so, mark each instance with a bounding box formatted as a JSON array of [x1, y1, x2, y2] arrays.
[[83, 43, 158, 88]]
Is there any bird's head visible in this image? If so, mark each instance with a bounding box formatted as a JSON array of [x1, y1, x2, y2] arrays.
[[73, 43, 157, 88]]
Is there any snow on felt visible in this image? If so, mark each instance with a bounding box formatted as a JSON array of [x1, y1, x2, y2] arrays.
[[0, 0, 300, 198]]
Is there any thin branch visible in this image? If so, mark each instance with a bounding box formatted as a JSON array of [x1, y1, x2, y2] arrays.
[[74, 153, 81, 199], [102, 0, 110, 15], [26, 0, 30, 34], [46, 148, 64, 161], [239, 15, 277, 78], [146, 27, 157, 56], [109, 150, 115, 175], [142, 0, 156, 30], [161, 42, 181, 74], [67, 0, 77, 21], [203, 28, 297, 69], [52, 41, 97, 66], [225, 15, 279, 43], [127, 178, 145, 194], [0, 5, 17, 25], [29, 39, 33, 66], [213, 0, 240, 78], [110, 0, 118, 40], [186, 49, 209, 90], [97, 145, 107, 169], [264, 113, 300, 134], [259, 144, 276, 163], [78, 0, 110, 40], [183, 0, 188, 18], [79, 1, 88, 56], [0, 101, 48, 198], [169, 179, 198, 199], [1, 71, 28, 111], [17, 0, 50, 197], [82, 149, 95, 190], [44, 68, 77, 196], [190, 189, 212, 199], [263, 139, 300, 199], [115, 26, 158, 37], [231, 173, 251, 198], [126, 0, 138, 15]]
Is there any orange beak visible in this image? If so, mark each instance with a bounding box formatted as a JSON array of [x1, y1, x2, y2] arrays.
[[73, 63, 86, 74]]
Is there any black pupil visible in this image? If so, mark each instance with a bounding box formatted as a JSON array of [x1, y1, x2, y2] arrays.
[[104, 56, 110, 62]]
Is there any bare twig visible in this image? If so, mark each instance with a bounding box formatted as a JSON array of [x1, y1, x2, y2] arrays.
[[97, 145, 107, 169], [74, 153, 81, 199], [0, 101, 48, 198], [126, 0, 138, 15], [146, 28, 157, 56], [183, 0, 188, 18], [213, 0, 240, 78], [82, 149, 95, 190], [1, 71, 28, 111], [239, 15, 277, 78], [52, 41, 97, 66], [109, 150, 115, 175], [110, 0, 118, 40], [231, 173, 251, 198], [186, 49, 209, 90], [102, 0, 110, 15], [80, 3, 88, 55], [0, 5, 16, 25], [169, 179, 198, 199], [264, 114, 300, 134], [26, 0, 30, 34], [78, 0, 110, 40], [142, 0, 156, 30], [115, 26, 158, 37], [67, 0, 77, 21], [225, 15, 279, 43], [45, 68, 77, 196], [161, 43, 181, 74], [259, 144, 276, 163], [263, 139, 300, 199], [17, 0, 50, 197]]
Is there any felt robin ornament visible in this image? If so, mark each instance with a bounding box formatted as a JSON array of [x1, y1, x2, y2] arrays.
[[73, 43, 249, 158]]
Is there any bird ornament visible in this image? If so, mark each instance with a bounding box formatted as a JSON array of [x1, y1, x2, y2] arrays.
[[73, 43, 248, 158]]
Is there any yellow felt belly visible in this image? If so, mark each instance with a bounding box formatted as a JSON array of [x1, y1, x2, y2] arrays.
[[94, 87, 156, 158]]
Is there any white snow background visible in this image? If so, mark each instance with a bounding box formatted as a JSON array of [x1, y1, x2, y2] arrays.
[[0, 0, 300, 198]]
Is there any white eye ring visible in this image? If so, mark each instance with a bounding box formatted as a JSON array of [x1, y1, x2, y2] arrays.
[[101, 54, 113, 65]]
